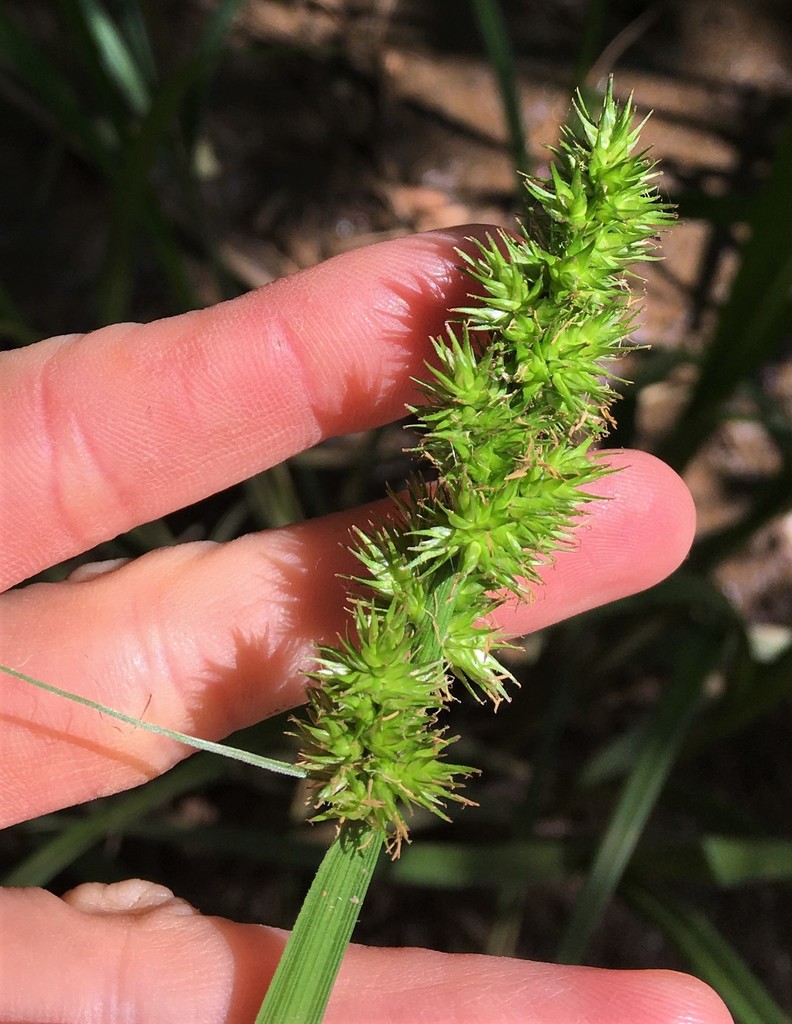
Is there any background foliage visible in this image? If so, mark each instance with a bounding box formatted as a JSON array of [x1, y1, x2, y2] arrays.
[[1, 2, 791, 1020]]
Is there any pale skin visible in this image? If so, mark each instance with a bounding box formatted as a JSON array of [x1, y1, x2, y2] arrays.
[[0, 228, 732, 1023]]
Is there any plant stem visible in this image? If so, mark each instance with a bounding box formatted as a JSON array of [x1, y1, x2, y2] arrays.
[[0, 663, 304, 779], [255, 823, 384, 1024], [259, 570, 459, 1019], [259, 83, 672, 1020], [470, 0, 531, 186]]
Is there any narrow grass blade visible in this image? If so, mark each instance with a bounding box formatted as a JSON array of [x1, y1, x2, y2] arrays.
[[109, 0, 157, 88], [97, 820, 324, 871], [681, 835, 792, 888], [4, 755, 223, 886], [193, 0, 246, 61], [625, 883, 790, 1024], [244, 464, 305, 530], [574, 0, 609, 85], [0, 663, 305, 779], [97, 58, 205, 322], [154, 0, 249, 306], [469, 0, 530, 185], [661, 112, 792, 470], [70, 0, 150, 115], [577, 576, 740, 785], [180, 0, 247, 147], [120, 518, 177, 553], [488, 631, 582, 956], [388, 838, 576, 889], [95, 9, 248, 320], [256, 823, 384, 1024], [54, 0, 134, 133], [628, 834, 792, 888], [577, 718, 650, 789], [692, 466, 792, 570], [141, 194, 201, 312], [0, 8, 109, 169], [556, 631, 721, 963], [690, 643, 792, 753], [388, 834, 792, 891], [675, 188, 763, 227], [689, 380, 792, 569], [210, 499, 250, 542], [580, 610, 750, 788]]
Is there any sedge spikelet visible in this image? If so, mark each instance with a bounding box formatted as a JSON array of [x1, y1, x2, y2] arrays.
[[294, 80, 672, 855]]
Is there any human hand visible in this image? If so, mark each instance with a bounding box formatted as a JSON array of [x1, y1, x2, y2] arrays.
[[0, 229, 731, 1023]]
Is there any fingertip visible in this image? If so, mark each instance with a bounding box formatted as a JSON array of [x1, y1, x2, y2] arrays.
[[595, 448, 697, 579], [494, 447, 698, 635], [639, 970, 735, 1024]]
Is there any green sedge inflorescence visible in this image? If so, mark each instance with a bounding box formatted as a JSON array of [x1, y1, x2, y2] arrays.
[[295, 82, 672, 854]]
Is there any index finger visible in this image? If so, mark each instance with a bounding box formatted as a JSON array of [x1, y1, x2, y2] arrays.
[[0, 229, 489, 589]]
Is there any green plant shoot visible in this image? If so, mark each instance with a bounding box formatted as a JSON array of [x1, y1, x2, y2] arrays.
[[259, 81, 672, 1021]]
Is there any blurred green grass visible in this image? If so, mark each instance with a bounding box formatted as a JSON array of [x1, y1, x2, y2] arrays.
[[1, 3, 791, 1021]]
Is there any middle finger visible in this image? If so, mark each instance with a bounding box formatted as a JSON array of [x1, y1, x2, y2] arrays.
[[0, 450, 693, 826]]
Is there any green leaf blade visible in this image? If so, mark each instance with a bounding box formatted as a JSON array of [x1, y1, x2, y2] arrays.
[[256, 824, 384, 1024], [557, 632, 722, 963], [626, 884, 790, 1024]]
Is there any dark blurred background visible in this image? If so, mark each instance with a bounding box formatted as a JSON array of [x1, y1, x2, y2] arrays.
[[1, 2, 791, 1019]]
